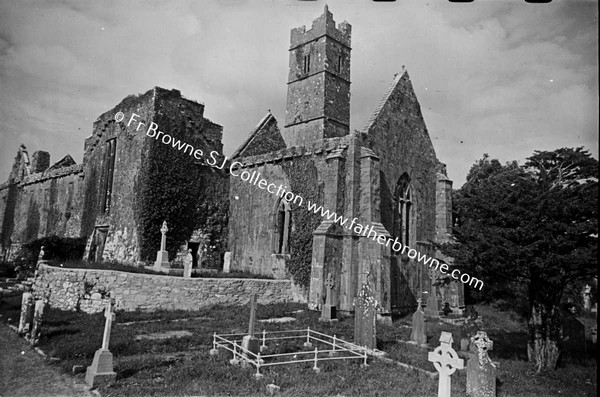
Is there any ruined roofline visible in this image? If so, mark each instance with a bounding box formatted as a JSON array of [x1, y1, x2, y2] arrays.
[[21, 163, 84, 186], [234, 135, 352, 169], [362, 68, 408, 134], [89, 86, 211, 131]]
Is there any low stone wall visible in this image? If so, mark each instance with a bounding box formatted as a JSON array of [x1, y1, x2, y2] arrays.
[[32, 264, 306, 313]]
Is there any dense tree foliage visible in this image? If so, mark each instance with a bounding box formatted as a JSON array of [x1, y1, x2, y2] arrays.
[[444, 147, 597, 371]]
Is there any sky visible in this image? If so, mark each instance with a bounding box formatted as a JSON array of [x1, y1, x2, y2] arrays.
[[0, 0, 597, 186]]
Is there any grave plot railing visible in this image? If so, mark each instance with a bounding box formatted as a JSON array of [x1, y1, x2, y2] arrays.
[[210, 327, 368, 378]]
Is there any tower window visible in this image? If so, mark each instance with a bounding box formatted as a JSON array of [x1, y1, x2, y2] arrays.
[[336, 55, 342, 73], [303, 54, 311, 74], [100, 138, 117, 214]]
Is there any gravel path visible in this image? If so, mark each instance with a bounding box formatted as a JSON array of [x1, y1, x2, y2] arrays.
[[0, 324, 95, 397]]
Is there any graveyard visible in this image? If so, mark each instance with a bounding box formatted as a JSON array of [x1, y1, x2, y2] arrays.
[[0, 2, 597, 397], [0, 283, 596, 397]]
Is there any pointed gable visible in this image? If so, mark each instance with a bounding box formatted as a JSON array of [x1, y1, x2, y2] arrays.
[[47, 154, 76, 172], [362, 68, 437, 163], [231, 112, 286, 159]]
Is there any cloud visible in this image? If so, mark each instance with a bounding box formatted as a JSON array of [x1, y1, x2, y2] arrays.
[[0, 0, 597, 187]]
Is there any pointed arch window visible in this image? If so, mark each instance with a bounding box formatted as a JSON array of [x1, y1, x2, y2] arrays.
[[275, 198, 292, 254], [100, 138, 117, 214], [393, 173, 413, 251]]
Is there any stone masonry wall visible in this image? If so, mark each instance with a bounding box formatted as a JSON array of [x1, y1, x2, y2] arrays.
[[32, 264, 306, 313]]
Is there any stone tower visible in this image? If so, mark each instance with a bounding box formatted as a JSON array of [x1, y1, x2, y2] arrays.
[[283, 5, 352, 147]]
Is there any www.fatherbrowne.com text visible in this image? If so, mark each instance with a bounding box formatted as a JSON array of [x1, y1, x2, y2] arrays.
[[118, 111, 484, 290]]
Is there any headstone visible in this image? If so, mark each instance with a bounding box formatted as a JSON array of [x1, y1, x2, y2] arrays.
[[353, 278, 379, 349], [241, 294, 259, 358], [466, 331, 496, 397], [428, 331, 464, 397], [18, 292, 35, 336], [154, 221, 170, 269], [319, 273, 337, 323], [37, 245, 48, 265], [425, 274, 440, 317], [197, 249, 204, 269], [459, 320, 480, 351], [85, 299, 117, 388], [223, 252, 231, 273], [30, 299, 47, 346], [183, 249, 193, 278], [443, 302, 452, 316], [410, 298, 427, 346], [583, 285, 592, 311]]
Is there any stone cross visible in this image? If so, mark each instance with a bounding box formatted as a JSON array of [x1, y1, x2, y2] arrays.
[[426, 271, 440, 317], [248, 293, 257, 337], [160, 221, 168, 251], [467, 331, 496, 397], [86, 297, 117, 388], [241, 293, 260, 358], [353, 279, 379, 349], [325, 273, 335, 306], [320, 272, 337, 322], [428, 331, 464, 397], [154, 221, 170, 269], [102, 299, 116, 350]]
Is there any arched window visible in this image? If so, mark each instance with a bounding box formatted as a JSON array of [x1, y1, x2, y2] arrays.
[[393, 173, 413, 251], [275, 198, 292, 254]]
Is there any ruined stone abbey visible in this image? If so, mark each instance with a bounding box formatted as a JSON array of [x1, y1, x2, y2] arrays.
[[0, 7, 463, 316]]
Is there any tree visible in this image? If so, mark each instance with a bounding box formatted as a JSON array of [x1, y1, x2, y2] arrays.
[[444, 148, 597, 372]]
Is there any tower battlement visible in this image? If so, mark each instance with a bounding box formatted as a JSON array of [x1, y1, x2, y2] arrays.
[[290, 5, 351, 49], [283, 6, 352, 147]]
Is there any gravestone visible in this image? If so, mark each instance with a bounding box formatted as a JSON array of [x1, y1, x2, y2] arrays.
[[410, 299, 427, 346], [353, 278, 379, 349], [223, 252, 231, 273], [30, 299, 47, 346], [428, 331, 464, 397], [241, 294, 260, 359], [183, 249, 193, 278], [18, 292, 35, 336], [319, 273, 337, 323], [583, 285, 592, 311], [85, 298, 117, 388], [467, 331, 496, 397], [37, 245, 48, 266], [154, 221, 170, 269], [458, 320, 480, 351]]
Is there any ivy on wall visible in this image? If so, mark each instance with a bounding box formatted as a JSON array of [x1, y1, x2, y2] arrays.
[[136, 125, 229, 265], [282, 158, 323, 288]]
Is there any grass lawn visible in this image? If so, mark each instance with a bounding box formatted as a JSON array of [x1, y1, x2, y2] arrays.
[[0, 297, 596, 397]]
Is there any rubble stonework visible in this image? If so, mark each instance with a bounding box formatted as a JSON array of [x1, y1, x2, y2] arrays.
[[32, 264, 305, 313], [228, 7, 463, 315], [0, 87, 227, 265]]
